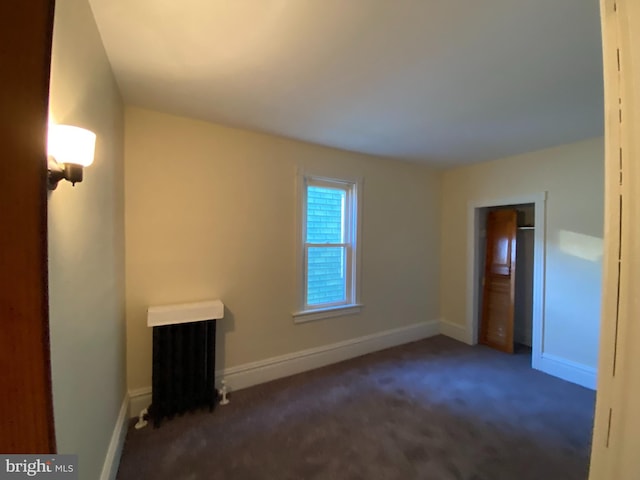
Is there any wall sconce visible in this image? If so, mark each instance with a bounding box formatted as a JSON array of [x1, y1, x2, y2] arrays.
[[47, 124, 96, 190]]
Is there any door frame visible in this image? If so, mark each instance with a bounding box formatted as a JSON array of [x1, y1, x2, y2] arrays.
[[0, 0, 56, 452], [590, 0, 640, 476], [467, 192, 546, 369]]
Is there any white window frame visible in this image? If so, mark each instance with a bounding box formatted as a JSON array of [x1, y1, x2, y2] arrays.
[[293, 171, 363, 323]]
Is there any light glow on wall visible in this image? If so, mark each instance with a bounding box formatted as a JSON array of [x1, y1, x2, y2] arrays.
[[558, 230, 603, 262]]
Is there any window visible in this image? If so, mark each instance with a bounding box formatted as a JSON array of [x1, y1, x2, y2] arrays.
[[293, 173, 362, 322]]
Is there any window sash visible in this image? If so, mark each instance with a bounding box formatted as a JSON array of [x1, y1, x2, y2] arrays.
[[303, 244, 352, 309], [305, 184, 349, 242]]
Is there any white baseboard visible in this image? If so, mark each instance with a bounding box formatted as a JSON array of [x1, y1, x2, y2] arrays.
[[100, 394, 129, 480], [436, 320, 596, 390], [222, 320, 440, 391], [439, 320, 472, 344], [128, 320, 439, 418], [536, 352, 597, 390]]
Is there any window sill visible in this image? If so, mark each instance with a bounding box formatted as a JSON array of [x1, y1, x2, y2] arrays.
[[292, 304, 363, 324]]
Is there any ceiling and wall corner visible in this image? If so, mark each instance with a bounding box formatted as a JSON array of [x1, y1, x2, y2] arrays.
[[88, 0, 603, 166], [87, 0, 607, 407]]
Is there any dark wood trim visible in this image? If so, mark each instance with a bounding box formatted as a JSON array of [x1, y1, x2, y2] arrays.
[[0, 0, 56, 453]]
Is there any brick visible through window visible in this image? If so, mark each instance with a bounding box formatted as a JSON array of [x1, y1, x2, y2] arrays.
[[306, 186, 346, 305]]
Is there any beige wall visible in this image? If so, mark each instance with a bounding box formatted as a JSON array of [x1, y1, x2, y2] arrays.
[[125, 107, 441, 392], [48, 0, 125, 478], [441, 137, 604, 368]]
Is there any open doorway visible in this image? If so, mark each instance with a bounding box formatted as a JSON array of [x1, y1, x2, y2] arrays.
[[467, 193, 546, 371]]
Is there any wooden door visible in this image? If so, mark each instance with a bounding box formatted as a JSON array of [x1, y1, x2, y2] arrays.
[[479, 209, 517, 353], [0, 0, 56, 452]]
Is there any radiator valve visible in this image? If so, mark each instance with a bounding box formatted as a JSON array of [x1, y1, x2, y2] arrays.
[[134, 408, 148, 430], [219, 380, 230, 405]]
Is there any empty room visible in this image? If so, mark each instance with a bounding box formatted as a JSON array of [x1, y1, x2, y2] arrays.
[[3, 1, 640, 480]]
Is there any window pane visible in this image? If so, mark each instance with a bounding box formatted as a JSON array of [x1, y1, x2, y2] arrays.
[[306, 246, 346, 305], [306, 186, 345, 243]]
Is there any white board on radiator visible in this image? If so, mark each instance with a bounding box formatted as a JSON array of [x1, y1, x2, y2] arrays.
[[147, 299, 224, 327]]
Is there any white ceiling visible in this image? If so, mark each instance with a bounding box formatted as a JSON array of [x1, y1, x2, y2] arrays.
[[88, 0, 603, 166]]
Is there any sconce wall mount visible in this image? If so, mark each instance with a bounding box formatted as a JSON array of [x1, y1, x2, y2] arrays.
[[47, 125, 96, 190]]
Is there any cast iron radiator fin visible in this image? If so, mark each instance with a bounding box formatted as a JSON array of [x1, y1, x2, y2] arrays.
[[146, 300, 224, 427]]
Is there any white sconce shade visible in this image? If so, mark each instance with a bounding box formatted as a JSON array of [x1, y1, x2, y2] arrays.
[[47, 124, 97, 189], [48, 125, 96, 167]]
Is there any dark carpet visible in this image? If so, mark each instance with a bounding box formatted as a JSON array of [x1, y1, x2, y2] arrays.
[[116, 335, 595, 480]]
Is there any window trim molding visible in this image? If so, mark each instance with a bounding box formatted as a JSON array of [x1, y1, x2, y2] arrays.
[[293, 168, 363, 322], [292, 304, 364, 324]]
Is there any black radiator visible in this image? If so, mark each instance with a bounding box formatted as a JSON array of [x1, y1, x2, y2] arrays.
[[149, 319, 218, 427]]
